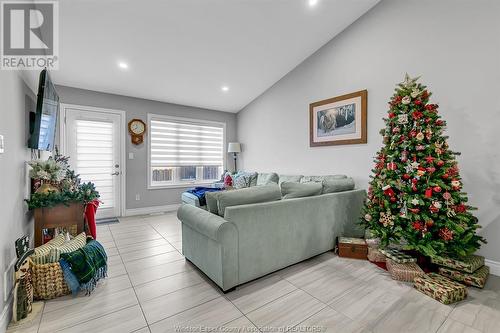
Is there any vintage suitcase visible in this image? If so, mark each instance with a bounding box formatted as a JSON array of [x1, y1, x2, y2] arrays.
[[438, 265, 489, 288], [430, 254, 484, 274], [414, 273, 467, 304], [367, 247, 386, 262], [379, 248, 416, 263], [386, 259, 424, 282], [338, 237, 367, 260]]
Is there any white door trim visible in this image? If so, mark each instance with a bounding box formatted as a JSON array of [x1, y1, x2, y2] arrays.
[[59, 103, 127, 217]]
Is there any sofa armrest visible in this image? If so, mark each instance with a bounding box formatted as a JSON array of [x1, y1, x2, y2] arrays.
[[177, 204, 236, 242]]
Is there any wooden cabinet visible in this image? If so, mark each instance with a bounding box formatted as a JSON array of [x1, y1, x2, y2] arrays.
[[34, 202, 85, 247]]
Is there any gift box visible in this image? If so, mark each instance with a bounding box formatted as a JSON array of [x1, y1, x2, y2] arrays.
[[414, 273, 467, 305], [367, 247, 386, 262], [430, 254, 484, 274], [338, 237, 367, 260], [379, 248, 416, 263], [438, 265, 489, 289], [386, 259, 424, 282]]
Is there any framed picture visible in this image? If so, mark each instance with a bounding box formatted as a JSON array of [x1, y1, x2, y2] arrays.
[[310, 90, 367, 147]]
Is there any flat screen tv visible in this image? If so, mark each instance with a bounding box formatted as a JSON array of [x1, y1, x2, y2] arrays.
[[29, 69, 59, 151]]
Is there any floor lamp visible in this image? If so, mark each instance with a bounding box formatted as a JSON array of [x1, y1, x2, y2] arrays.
[[227, 142, 241, 172]]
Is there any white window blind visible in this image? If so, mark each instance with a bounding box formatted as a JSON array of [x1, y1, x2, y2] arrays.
[[75, 120, 114, 208], [149, 116, 224, 187]]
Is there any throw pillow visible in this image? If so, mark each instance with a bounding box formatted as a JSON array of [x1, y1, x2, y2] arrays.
[[322, 177, 355, 194], [31, 234, 66, 265], [278, 174, 303, 185], [280, 181, 323, 199], [48, 232, 87, 263], [233, 172, 258, 189], [217, 184, 281, 217], [256, 172, 279, 186]]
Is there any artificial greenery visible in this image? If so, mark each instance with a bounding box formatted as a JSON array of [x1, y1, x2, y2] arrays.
[[361, 74, 486, 258], [25, 149, 100, 210]]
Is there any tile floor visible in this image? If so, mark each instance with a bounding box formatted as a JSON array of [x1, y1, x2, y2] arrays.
[[7, 212, 500, 333]]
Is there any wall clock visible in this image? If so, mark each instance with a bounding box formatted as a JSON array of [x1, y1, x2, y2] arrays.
[[128, 119, 146, 145]]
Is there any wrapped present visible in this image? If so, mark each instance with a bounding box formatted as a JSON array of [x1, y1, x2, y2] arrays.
[[379, 248, 416, 263], [438, 265, 489, 289], [367, 247, 386, 262], [414, 273, 467, 305], [338, 237, 367, 260], [431, 254, 484, 274], [386, 259, 424, 282]]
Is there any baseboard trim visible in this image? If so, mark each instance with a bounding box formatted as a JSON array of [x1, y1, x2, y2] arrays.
[[0, 293, 13, 333], [124, 204, 181, 217], [485, 259, 500, 277]]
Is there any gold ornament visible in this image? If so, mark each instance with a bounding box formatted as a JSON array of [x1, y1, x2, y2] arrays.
[[379, 211, 395, 227]]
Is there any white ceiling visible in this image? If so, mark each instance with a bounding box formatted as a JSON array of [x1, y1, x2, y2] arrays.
[[52, 0, 379, 113]]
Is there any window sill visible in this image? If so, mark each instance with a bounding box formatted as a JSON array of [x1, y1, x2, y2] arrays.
[[147, 182, 216, 190]]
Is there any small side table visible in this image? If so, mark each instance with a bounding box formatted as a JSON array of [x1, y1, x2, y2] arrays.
[[34, 202, 85, 247]]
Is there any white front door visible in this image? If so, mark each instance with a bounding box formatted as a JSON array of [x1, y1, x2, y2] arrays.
[[63, 106, 124, 219]]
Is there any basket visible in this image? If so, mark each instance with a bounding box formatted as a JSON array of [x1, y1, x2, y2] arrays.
[[30, 261, 70, 300]]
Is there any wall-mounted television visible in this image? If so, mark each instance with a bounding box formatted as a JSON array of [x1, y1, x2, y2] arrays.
[[28, 69, 59, 151]]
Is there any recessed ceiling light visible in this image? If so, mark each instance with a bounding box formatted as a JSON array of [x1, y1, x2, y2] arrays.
[[118, 61, 128, 69], [221, 86, 229, 92], [308, 0, 318, 7]]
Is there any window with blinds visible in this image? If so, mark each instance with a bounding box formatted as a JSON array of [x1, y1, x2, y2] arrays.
[[148, 115, 225, 187]]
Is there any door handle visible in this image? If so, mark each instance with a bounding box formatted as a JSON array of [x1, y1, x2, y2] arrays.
[[111, 171, 120, 176]]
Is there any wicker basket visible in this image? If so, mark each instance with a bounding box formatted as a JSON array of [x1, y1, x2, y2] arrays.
[[30, 261, 70, 300]]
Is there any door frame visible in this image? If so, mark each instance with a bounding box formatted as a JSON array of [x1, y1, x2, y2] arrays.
[[59, 103, 127, 217]]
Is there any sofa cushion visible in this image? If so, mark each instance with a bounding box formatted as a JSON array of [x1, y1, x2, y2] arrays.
[[205, 191, 222, 214], [256, 172, 279, 186], [280, 181, 323, 199], [217, 184, 281, 217], [322, 177, 355, 194], [278, 174, 303, 185], [301, 175, 347, 183], [233, 172, 258, 189]]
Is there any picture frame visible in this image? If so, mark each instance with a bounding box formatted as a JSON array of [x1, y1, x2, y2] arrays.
[[309, 90, 367, 147]]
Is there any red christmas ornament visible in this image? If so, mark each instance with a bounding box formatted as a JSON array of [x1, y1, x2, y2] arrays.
[[414, 99, 422, 106], [390, 196, 397, 203], [454, 204, 467, 213], [442, 173, 449, 179], [436, 160, 445, 167], [433, 186, 442, 193], [425, 188, 433, 198], [412, 111, 424, 120], [392, 127, 401, 134], [436, 119, 444, 126], [425, 117, 432, 124], [387, 162, 398, 171], [412, 221, 423, 230], [416, 145, 425, 151], [409, 130, 417, 138], [388, 112, 396, 119], [426, 167, 436, 174], [429, 205, 439, 213], [411, 178, 418, 192], [439, 227, 454, 241], [409, 208, 420, 214], [422, 91, 429, 99], [403, 173, 411, 180], [426, 219, 434, 227], [443, 192, 452, 200], [424, 155, 435, 164], [383, 186, 396, 197]]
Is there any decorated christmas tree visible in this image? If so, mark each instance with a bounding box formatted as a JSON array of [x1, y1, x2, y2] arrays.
[[362, 74, 486, 258]]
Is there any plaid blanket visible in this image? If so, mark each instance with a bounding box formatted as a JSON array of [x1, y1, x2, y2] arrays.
[[60, 240, 107, 295]]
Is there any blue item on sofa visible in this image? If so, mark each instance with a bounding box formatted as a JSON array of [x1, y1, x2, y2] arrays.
[[186, 187, 223, 206]]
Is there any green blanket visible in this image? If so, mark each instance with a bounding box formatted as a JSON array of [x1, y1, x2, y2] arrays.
[[60, 240, 107, 295]]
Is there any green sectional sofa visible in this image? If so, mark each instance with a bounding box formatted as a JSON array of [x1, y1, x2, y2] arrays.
[[177, 173, 366, 291]]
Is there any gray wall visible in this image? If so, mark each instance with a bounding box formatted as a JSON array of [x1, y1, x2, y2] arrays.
[[55, 85, 237, 210], [237, 0, 500, 261], [0, 71, 36, 330]]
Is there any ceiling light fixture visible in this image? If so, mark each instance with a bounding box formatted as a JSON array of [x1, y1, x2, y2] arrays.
[[221, 86, 229, 92], [308, 0, 318, 7], [118, 61, 129, 69]]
